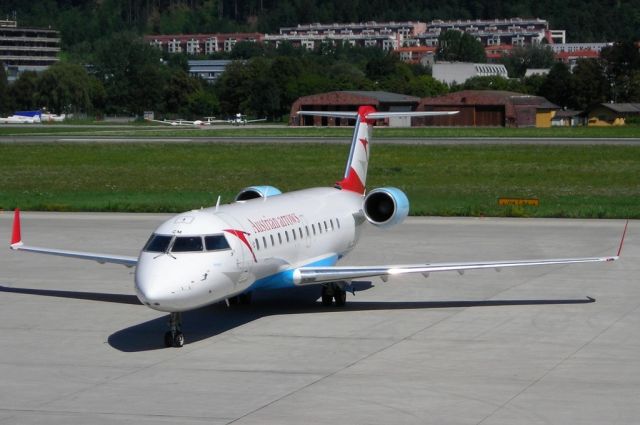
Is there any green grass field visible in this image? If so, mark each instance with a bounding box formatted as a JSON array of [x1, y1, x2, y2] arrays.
[[1, 124, 640, 139], [1, 143, 638, 218]]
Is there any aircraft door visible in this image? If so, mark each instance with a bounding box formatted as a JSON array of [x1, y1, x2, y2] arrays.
[[218, 213, 251, 287]]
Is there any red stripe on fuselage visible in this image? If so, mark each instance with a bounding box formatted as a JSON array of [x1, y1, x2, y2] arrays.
[[223, 229, 257, 262]]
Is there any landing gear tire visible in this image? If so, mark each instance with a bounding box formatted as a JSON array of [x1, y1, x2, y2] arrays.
[[334, 288, 347, 307], [165, 312, 184, 348], [173, 332, 184, 348], [321, 285, 333, 306]]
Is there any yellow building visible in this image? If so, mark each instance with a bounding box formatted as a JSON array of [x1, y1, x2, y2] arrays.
[[587, 103, 640, 126]]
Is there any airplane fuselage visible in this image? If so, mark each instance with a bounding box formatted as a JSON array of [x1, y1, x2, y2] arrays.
[[135, 187, 364, 312]]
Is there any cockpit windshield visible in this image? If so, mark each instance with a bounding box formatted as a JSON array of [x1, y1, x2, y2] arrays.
[[172, 236, 204, 252], [143, 234, 172, 253], [143, 233, 231, 253], [205, 235, 230, 251]]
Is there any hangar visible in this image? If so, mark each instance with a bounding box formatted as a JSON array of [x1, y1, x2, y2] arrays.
[[417, 90, 559, 127], [587, 103, 640, 126], [290, 91, 420, 127]]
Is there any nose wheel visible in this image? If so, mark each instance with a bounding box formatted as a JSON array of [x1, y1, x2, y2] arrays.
[[164, 312, 184, 348]]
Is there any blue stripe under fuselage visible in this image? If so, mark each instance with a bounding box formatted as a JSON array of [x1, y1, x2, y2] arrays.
[[247, 254, 339, 291]]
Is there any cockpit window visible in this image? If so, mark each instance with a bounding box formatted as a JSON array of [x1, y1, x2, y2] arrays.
[[171, 236, 204, 252], [143, 234, 172, 252], [205, 235, 230, 251]]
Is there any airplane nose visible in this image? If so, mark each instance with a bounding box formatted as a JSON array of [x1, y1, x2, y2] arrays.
[[135, 254, 233, 312]]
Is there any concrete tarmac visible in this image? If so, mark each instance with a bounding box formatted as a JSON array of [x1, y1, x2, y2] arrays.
[[0, 213, 637, 424]]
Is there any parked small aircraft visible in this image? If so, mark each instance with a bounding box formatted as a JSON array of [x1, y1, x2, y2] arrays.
[[227, 113, 267, 126], [9, 106, 626, 348], [146, 117, 218, 127]]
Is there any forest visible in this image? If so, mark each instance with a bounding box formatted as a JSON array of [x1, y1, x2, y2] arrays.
[[2, 0, 640, 51], [0, 1, 639, 119]]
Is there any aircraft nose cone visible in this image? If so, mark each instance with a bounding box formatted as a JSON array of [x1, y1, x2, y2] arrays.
[[135, 254, 232, 312]]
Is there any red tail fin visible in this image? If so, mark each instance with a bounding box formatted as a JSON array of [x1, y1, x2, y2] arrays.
[[11, 208, 22, 246]]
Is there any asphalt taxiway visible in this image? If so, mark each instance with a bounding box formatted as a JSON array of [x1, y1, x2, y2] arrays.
[[0, 213, 637, 424]]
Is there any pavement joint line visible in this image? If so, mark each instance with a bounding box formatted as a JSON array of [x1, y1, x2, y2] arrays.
[[0, 407, 230, 423], [223, 307, 467, 424], [474, 300, 640, 425]]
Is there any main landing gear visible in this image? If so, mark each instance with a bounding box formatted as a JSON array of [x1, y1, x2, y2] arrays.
[[321, 282, 347, 307], [164, 312, 184, 348]]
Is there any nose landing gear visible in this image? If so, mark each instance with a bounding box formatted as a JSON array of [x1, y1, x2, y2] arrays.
[[164, 312, 184, 348]]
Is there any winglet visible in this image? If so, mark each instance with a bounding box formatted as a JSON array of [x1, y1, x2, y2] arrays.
[[10, 208, 23, 248], [617, 220, 629, 257]]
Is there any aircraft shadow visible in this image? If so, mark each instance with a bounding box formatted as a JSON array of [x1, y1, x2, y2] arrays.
[[107, 292, 596, 353], [0, 285, 141, 305], [0, 284, 596, 353]]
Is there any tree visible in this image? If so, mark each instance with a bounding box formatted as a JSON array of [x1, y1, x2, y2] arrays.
[[8, 71, 39, 111], [407, 75, 448, 98], [571, 59, 608, 109], [500, 45, 555, 78], [93, 33, 167, 114], [538, 63, 575, 109], [462, 75, 525, 92], [436, 30, 486, 63], [36, 62, 94, 114], [601, 41, 640, 103], [0, 64, 12, 115]]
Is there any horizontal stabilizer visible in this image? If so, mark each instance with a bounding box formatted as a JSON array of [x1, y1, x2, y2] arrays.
[[297, 110, 458, 119]]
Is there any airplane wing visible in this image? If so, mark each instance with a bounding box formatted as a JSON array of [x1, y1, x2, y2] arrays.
[[245, 118, 267, 123], [293, 221, 627, 285], [146, 119, 194, 126], [293, 255, 619, 285], [9, 209, 138, 268]]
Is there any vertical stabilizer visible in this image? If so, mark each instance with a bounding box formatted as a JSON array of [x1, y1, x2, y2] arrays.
[[296, 107, 458, 195], [337, 105, 375, 194]]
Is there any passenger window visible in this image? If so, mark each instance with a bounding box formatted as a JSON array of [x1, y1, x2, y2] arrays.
[[285, 231, 290, 242], [330, 219, 334, 230], [205, 235, 230, 251], [262, 236, 267, 248], [144, 234, 172, 252], [312, 224, 316, 235], [270, 234, 275, 246], [300, 228, 304, 238], [172, 236, 203, 252], [292, 230, 296, 241], [324, 221, 328, 231], [318, 222, 322, 234], [336, 218, 341, 229], [305, 226, 310, 237], [278, 233, 282, 244], [255, 239, 260, 250]]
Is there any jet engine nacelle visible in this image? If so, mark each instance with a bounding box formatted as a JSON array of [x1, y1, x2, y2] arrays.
[[363, 187, 409, 228], [235, 185, 282, 201]]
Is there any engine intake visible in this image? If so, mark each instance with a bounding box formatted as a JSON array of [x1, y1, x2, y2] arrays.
[[235, 186, 282, 201], [363, 187, 409, 228]]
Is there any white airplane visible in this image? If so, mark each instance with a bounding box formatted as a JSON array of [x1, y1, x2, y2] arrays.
[[0, 114, 40, 124], [227, 113, 267, 126], [9, 106, 626, 348], [146, 117, 218, 127]]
